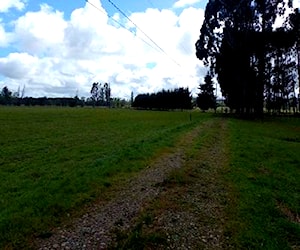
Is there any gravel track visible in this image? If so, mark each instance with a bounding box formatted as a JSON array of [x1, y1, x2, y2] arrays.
[[34, 119, 228, 250]]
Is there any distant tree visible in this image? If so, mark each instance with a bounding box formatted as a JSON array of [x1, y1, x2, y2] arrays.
[[130, 91, 134, 107], [80, 97, 86, 107], [1, 86, 12, 99], [0, 86, 12, 105], [111, 97, 128, 108], [21, 85, 26, 99], [103, 82, 111, 107], [90, 82, 100, 107], [90, 82, 111, 107], [197, 73, 216, 111]]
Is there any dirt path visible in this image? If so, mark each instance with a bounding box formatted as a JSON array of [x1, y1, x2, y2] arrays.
[[34, 118, 229, 250]]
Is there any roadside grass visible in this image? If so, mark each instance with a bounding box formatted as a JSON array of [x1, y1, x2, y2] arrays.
[[226, 117, 300, 249], [0, 107, 207, 248]]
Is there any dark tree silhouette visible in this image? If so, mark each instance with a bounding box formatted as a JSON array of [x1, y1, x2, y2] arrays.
[[103, 82, 111, 107], [195, 0, 298, 116], [197, 73, 216, 111], [90, 82, 100, 107], [132, 88, 192, 110], [0, 86, 12, 105], [90, 82, 111, 107]]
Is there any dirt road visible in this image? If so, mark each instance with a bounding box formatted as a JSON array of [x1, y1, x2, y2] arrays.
[[34, 118, 229, 249]]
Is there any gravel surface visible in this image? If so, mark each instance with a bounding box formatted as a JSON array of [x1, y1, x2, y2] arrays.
[[34, 119, 228, 250], [141, 119, 229, 249]]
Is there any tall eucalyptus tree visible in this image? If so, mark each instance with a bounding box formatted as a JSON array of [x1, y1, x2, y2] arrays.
[[195, 0, 297, 115]]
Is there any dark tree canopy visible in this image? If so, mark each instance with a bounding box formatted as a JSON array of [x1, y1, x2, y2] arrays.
[[195, 0, 299, 115], [197, 73, 216, 111], [132, 88, 192, 110]]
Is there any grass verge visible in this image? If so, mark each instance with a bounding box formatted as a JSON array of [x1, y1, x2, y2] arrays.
[[226, 117, 300, 249]]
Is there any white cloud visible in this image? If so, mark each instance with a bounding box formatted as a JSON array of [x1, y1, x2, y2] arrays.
[[294, 0, 300, 8], [13, 4, 67, 55], [0, 0, 206, 99], [0, 22, 12, 47], [0, 0, 26, 13], [173, 0, 201, 8], [0, 52, 38, 79]]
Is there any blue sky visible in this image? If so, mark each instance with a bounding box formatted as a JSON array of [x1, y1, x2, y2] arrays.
[[0, 0, 209, 98], [1, 0, 298, 98]]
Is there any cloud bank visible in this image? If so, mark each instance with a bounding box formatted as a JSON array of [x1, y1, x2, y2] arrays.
[[0, 0, 205, 99], [0, 0, 26, 13]]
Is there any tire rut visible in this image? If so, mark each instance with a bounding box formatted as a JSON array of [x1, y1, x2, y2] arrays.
[[34, 118, 228, 250]]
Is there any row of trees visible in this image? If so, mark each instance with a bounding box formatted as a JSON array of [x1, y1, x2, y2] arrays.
[[196, 0, 299, 115], [132, 88, 192, 110], [90, 82, 111, 107], [1, 83, 216, 111], [0, 86, 85, 107], [0, 84, 131, 108], [1, 83, 220, 111]]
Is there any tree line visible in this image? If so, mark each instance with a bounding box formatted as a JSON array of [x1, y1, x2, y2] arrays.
[[196, 0, 300, 116], [132, 88, 193, 110], [0, 84, 130, 108], [1, 83, 219, 111]]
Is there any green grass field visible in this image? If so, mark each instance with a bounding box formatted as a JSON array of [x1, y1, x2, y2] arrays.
[[0, 107, 299, 249], [226, 117, 300, 249], [0, 107, 204, 248]]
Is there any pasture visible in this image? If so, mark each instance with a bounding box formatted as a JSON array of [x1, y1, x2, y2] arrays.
[[0, 107, 299, 248], [225, 116, 300, 249], [0, 107, 203, 248]]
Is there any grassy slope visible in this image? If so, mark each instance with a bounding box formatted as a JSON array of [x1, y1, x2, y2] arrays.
[[226, 117, 300, 249], [0, 107, 206, 248]]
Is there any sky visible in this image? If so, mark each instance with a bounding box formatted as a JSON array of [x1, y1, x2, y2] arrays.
[[0, 0, 208, 99], [0, 0, 299, 99]]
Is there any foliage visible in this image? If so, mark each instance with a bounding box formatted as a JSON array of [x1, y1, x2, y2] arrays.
[[196, 73, 216, 111], [90, 82, 111, 107], [133, 88, 192, 110], [195, 0, 299, 115], [0, 86, 12, 105]]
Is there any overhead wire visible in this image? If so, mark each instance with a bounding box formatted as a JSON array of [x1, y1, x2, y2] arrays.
[[85, 0, 162, 54], [146, 0, 156, 9], [139, 0, 198, 83], [106, 0, 181, 67], [85, 0, 200, 88], [144, 0, 192, 57]]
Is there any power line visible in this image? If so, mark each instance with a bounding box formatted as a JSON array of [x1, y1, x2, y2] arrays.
[[146, 0, 155, 9], [145, 0, 190, 57], [85, 0, 162, 53], [106, 0, 181, 67], [85, 0, 200, 95]]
